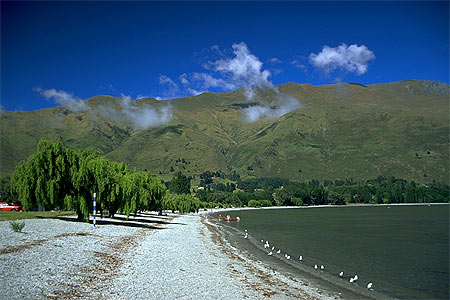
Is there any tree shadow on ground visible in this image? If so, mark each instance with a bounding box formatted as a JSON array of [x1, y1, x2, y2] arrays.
[[55, 216, 177, 230], [111, 215, 185, 226], [137, 212, 174, 220]]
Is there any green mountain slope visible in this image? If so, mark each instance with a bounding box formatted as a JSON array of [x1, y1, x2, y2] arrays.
[[1, 80, 449, 183]]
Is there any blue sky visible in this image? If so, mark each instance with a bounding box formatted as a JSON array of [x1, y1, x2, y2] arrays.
[[1, 1, 448, 111]]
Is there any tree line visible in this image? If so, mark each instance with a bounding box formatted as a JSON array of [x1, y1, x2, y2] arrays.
[[4, 139, 449, 220], [7, 139, 203, 220], [193, 173, 449, 208]]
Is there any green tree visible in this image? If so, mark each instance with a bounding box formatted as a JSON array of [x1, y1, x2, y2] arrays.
[[163, 193, 203, 213], [273, 188, 292, 206], [328, 191, 346, 205], [170, 172, 190, 194], [375, 186, 384, 204]]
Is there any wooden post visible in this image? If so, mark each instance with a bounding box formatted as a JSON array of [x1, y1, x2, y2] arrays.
[[93, 192, 96, 227]]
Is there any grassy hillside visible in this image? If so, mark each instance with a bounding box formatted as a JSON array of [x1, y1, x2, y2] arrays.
[[1, 80, 448, 183]]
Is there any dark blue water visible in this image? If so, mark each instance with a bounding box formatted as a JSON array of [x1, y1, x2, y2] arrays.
[[214, 205, 449, 299]]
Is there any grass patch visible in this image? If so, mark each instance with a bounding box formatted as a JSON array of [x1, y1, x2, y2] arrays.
[[9, 219, 25, 232], [0, 211, 76, 222]]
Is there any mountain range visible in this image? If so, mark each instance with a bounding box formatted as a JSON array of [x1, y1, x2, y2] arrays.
[[1, 80, 449, 184]]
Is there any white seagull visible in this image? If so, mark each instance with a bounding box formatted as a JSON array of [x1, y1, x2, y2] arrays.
[[314, 264, 318, 270], [299, 256, 303, 261], [353, 274, 358, 282], [268, 251, 273, 256], [339, 271, 344, 277], [367, 282, 373, 289], [350, 278, 354, 283], [286, 255, 291, 260], [276, 249, 281, 254]]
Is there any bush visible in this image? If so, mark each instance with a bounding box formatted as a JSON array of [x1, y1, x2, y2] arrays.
[[9, 219, 25, 233], [292, 197, 304, 206], [248, 200, 260, 207], [329, 192, 346, 205]]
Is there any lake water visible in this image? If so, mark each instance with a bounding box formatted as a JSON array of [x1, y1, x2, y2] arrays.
[[213, 205, 449, 299]]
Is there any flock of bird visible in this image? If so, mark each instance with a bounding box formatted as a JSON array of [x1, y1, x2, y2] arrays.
[[244, 230, 374, 291]]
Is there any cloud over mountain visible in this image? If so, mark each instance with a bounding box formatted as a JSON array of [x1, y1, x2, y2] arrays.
[[36, 88, 173, 130], [98, 94, 172, 130], [34, 88, 89, 112], [309, 44, 375, 75], [177, 42, 302, 122]]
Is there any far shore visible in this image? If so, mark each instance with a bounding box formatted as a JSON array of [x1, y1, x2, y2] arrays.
[[200, 202, 449, 215]]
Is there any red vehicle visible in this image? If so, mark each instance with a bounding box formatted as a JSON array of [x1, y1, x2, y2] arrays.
[[0, 202, 23, 211]]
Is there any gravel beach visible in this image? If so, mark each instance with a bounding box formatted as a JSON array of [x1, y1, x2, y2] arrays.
[[0, 212, 334, 299]]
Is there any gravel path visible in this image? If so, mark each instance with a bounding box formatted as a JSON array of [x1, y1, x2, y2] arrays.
[[0, 214, 167, 299], [106, 214, 333, 300], [0, 213, 334, 299]]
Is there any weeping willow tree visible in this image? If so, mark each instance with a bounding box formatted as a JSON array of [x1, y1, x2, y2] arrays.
[[10, 138, 167, 221], [120, 171, 166, 218], [11, 139, 72, 211], [162, 193, 204, 213]]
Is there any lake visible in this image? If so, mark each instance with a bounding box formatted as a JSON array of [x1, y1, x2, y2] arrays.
[[213, 204, 449, 299]]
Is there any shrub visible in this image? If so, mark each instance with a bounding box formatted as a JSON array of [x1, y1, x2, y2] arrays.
[[9, 219, 25, 233], [248, 200, 260, 207]]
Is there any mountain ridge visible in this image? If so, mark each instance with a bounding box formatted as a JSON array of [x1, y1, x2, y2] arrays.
[[1, 80, 449, 184]]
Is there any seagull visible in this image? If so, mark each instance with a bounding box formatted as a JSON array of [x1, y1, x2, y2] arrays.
[[299, 256, 303, 261], [284, 254, 288, 258], [314, 265, 318, 270], [244, 234, 248, 239], [271, 246, 275, 250], [268, 251, 273, 256], [286, 255, 291, 260], [261, 239, 264, 243], [350, 278, 354, 283], [367, 282, 373, 289], [339, 271, 344, 277], [276, 249, 281, 254], [354, 275, 358, 282], [320, 265, 324, 270]]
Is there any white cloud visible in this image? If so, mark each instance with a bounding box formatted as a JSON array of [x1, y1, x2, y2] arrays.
[[159, 75, 179, 97], [192, 72, 236, 90], [187, 88, 205, 96], [291, 57, 308, 72], [243, 95, 303, 123], [136, 94, 152, 99], [99, 94, 173, 130], [36, 87, 172, 130], [309, 43, 375, 75], [179, 73, 189, 85], [213, 42, 272, 89], [34, 87, 89, 112], [168, 42, 303, 122], [268, 57, 281, 64]]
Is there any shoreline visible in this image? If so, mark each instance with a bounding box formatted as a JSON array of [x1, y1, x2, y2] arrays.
[[202, 203, 448, 300], [0, 212, 337, 299], [200, 202, 449, 215], [2, 204, 447, 299], [200, 214, 337, 299]]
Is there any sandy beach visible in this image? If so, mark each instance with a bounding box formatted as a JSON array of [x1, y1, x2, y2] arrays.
[[0, 212, 335, 299]]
